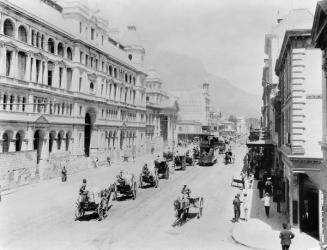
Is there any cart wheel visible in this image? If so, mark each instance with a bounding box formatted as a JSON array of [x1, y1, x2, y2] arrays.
[[132, 183, 137, 200], [98, 203, 104, 221], [155, 176, 159, 188], [198, 197, 204, 218], [139, 175, 143, 188]]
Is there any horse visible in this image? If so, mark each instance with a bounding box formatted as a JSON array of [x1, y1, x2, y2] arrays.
[[173, 197, 190, 226]]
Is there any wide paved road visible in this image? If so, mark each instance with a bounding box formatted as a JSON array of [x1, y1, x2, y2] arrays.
[[0, 144, 249, 250]]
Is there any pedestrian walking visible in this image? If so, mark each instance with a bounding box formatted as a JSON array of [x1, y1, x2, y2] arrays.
[[61, 166, 67, 182], [257, 178, 264, 198], [241, 193, 249, 221], [95, 158, 99, 168], [279, 223, 295, 250], [107, 156, 111, 166], [262, 193, 271, 218], [233, 195, 240, 222]]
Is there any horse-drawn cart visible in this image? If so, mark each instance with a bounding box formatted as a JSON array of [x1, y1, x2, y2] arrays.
[[173, 155, 186, 170], [74, 185, 113, 221], [139, 167, 159, 188], [113, 172, 137, 200], [173, 196, 204, 226], [154, 159, 170, 179]]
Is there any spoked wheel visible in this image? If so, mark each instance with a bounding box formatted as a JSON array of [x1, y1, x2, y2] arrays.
[[197, 197, 204, 218], [154, 176, 159, 188], [139, 175, 143, 188], [97, 202, 105, 221], [166, 168, 169, 180], [132, 183, 137, 200], [74, 201, 83, 220]]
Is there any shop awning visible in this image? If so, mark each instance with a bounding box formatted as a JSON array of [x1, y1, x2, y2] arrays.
[[246, 139, 275, 146]]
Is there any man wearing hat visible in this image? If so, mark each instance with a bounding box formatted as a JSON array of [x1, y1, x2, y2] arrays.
[[265, 177, 273, 196]]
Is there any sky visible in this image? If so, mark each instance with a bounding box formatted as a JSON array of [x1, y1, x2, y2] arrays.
[[89, 0, 319, 95]]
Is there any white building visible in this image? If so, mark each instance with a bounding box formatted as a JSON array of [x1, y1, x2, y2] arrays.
[[145, 68, 178, 153], [0, 0, 149, 187]]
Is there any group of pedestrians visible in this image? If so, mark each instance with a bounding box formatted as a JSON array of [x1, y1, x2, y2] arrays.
[[232, 191, 249, 222]]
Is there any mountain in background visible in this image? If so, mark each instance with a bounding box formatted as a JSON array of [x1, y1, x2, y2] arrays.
[[144, 44, 261, 118]]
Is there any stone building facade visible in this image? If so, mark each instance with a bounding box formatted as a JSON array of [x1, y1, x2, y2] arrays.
[[275, 29, 323, 240], [0, 0, 149, 187], [145, 69, 178, 153]]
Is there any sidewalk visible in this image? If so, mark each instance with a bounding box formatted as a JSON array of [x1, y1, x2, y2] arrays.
[[232, 180, 321, 250], [1, 152, 157, 197]]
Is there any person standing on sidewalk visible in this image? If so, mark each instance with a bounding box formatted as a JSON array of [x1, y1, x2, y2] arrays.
[[233, 195, 240, 222], [262, 193, 271, 218], [279, 223, 295, 250], [241, 193, 249, 221], [257, 178, 264, 198]]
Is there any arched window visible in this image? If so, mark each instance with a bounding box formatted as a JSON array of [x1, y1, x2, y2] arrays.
[[3, 19, 14, 37], [48, 38, 54, 54], [125, 73, 128, 83], [109, 65, 112, 76], [41, 34, 44, 49], [65, 133, 70, 151], [36, 32, 40, 47], [90, 82, 94, 91], [2, 132, 10, 152], [67, 47, 72, 60], [57, 43, 64, 57], [146, 96, 149, 102], [15, 131, 23, 151], [113, 68, 117, 78], [18, 25, 27, 43], [57, 131, 63, 150]]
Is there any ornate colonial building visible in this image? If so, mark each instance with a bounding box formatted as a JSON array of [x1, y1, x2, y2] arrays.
[[0, 0, 149, 185], [145, 68, 178, 153]]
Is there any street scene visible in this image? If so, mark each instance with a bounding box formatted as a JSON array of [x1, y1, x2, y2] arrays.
[[1, 0, 327, 249]]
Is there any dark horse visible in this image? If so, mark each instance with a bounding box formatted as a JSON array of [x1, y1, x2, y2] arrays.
[[173, 197, 190, 226]]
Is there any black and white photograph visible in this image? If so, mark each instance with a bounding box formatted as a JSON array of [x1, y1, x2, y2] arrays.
[[0, 0, 326, 249]]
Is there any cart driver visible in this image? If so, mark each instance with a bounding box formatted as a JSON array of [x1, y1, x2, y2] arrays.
[[181, 185, 191, 198], [142, 164, 150, 176], [79, 179, 87, 195]]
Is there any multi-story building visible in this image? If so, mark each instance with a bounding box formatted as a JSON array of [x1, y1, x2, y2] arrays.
[[235, 116, 247, 135], [311, 0, 327, 243], [145, 68, 178, 153], [175, 82, 211, 139], [275, 29, 323, 240], [0, 0, 149, 187]]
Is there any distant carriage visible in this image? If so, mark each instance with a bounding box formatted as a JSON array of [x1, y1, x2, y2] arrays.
[[154, 159, 170, 179], [113, 172, 137, 200], [163, 149, 174, 162], [185, 150, 195, 166], [172, 196, 204, 226], [224, 151, 235, 165], [139, 167, 159, 188], [74, 185, 114, 221], [173, 154, 186, 170]]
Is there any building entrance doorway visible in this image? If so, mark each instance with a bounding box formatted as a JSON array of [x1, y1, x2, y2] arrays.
[[299, 174, 319, 239], [84, 113, 92, 157], [33, 130, 43, 164]]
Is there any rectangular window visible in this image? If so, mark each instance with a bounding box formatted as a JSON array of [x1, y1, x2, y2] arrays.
[[101, 84, 104, 96], [6, 50, 12, 76], [67, 68, 72, 90], [70, 104, 73, 116], [79, 22, 82, 33], [79, 106, 82, 115], [102, 35, 104, 45], [80, 52, 83, 63], [95, 59, 98, 70], [91, 28, 95, 40], [79, 77, 82, 92], [85, 55, 89, 66], [90, 57, 93, 68]]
